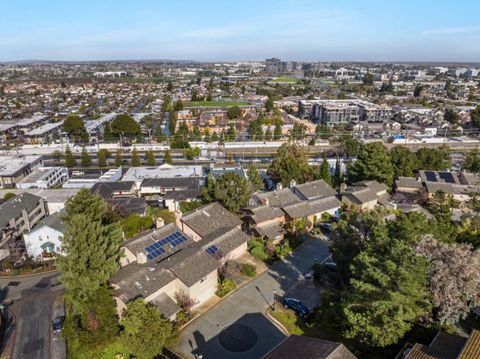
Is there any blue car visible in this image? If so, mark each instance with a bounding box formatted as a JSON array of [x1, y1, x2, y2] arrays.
[[283, 298, 310, 317]]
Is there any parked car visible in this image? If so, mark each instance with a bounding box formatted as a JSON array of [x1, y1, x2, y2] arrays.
[[324, 260, 337, 271], [315, 222, 332, 232], [52, 315, 65, 334], [283, 298, 310, 317]]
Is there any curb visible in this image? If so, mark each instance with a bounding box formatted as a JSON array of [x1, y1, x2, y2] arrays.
[[265, 308, 289, 336], [0, 269, 58, 279]]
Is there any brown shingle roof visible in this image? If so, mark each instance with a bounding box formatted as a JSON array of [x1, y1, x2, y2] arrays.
[[458, 329, 480, 359]]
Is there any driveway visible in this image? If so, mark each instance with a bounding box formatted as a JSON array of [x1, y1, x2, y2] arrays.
[[0, 272, 64, 359], [175, 237, 331, 359]]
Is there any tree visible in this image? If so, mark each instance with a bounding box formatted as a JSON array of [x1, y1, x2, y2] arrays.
[[52, 150, 63, 162], [291, 123, 306, 140], [64, 145, 76, 167], [64, 115, 88, 143], [146, 150, 156, 166], [444, 108, 459, 124], [268, 142, 315, 186], [203, 172, 251, 213], [120, 214, 154, 238], [471, 104, 480, 127], [179, 200, 202, 213], [131, 148, 141, 166], [265, 97, 274, 113], [416, 147, 450, 171], [80, 147, 92, 167], [58, 190, 123, 311], [163, 150, 173, 164], [226, 125, 236, 142], [115, 149, 123, 167], [416, 236, 480, 324], [184, 147, 200, 160], [387, 211, 431, 245], [464, 149, 480, 173], [111, 114, 141, 138], [203, 128, 211, 143], [414, 84, 424, 98], [103, 122, 114, 141], [341, 228, 431, 347], [315, 124, 331, 139], [120, 298, 173, 359], [348, 142, 394, 186], [227, 106, 242, 119], [247, 165, 264, 192], [428, 190, 457, 243], [363, 73, 374, 86], [167, 81, 173, 92], [319, 155, 332, 185], [390, 146, 418, 177], [211, 131, 219, 142], [97, 149, 110, 167], [174, 99, 184, 111], [3, 192, 16, 201], [333, 157, 343, 187], [338, 136, 360, 158], [274, 122, 282, 140]]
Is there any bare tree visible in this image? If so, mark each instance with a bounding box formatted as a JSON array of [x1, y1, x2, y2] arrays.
[[416, 235, 480, 323]]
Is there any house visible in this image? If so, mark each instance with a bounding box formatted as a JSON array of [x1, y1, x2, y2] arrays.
[[340, 180, 389, 211], [111, 202, 249, 319], [91, 181, 146, 215], [0, 192, 48, 256], [290, 179, 338, 200], [122, 164, 204, 185], [23, 211, 64, 260], [403, 329, 480, 359], [262, 334, 357, 359], [139, 177, 205, 198], [243, 206, 286, 241], [163, 190, 203, 212]]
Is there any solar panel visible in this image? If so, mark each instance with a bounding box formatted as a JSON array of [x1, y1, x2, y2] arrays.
[[206, 245, 219, 255], [439, 172, 455, 184], [425, 171, 437, 182], [145, 231, 188, 261]]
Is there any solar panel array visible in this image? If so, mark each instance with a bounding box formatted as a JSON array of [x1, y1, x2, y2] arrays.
[[425, 171, 437, 182], [145, 231, 188, 261], [205, 245, 219, 255], [439, 172, 455, 184]]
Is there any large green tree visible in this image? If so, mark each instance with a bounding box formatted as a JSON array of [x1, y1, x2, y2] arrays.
[[348, 142, 394, 186], [64, 115, 88, 143], [146, 150, 156, 166], [97, 149, 110, 167], [131, 148, 141, 166], [416, 147, 450, 171], [471, 104, 480, 127], [203, 172, 251, 213], [464, 149, 480, 173], [268, 142, 315, 186], [111, 114, 141, 137], [227, 106, 242, 119], [120, 298, 173, 359], [80, 147, 92, 167], [341, 226, 431, 347], [247, 165, 264, 192], [163, 150, 173, 164], [58, 190, 123, 311], [64, 145, 76, 167], [319, 155, 332, 185], [390, 146, 418, 177], [115, 149, 123, 167]]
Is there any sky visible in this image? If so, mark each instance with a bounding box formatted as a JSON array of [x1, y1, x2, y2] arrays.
[[1, 0, 479, 62]]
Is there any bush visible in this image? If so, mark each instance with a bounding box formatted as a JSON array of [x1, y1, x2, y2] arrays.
[[250, 245, 268, 261], [120, 214, 154, 238], [3, 192, 16, 201], [240, 263, 257, 277], [216, 278, 236, 297], [275, 241, 292, 258], [179, 200, 202, 213], [248, 239, 263, 251]]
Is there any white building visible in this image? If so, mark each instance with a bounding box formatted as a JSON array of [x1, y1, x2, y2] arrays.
[[16, 167, 69, 189], [23, 212, 64, 261]]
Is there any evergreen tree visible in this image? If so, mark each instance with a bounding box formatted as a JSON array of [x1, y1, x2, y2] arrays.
[[103, 122, 114, 141], [464, 149, 480, 173], [274, 122, 282, 140], [268, 142, 315, 186], [390, 146, 419, 177], [146, 150, 156, 166], [319, 155, 332, 185], [348, 142, 394, 186], [58, 190, 123, 311], [211, 131, 219, 142], [247, 165, 265, 192], [203, 172, 251, 212], [131, 148, 141, 166], [120, 299, 173, 359], [97, 149, 110, 167], [166, 81, 173, 92], [115, 149, 123, 167], [64, 145, 76, 167], [163, 150, 173, 164], [264, 127, 273, 141], [333, 157, 343, 187], [226, 125, 236, 142], [174, 100, 184, 111], [168, 111, 177, 135], [203, 128, 211, 143], [63, 115, 88, 143], [80, 147, 92, 167]]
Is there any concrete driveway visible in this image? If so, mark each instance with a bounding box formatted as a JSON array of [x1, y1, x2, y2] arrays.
[[175, 237, 331, 359]]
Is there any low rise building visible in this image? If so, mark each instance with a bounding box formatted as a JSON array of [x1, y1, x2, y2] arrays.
[[0, 155, 42, 189], [16, 167, 69, 189], [23, 211, 64, 260]]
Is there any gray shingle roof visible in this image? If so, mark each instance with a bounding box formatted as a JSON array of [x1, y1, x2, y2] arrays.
[[282, 196, 342, 219], [166, 247, 218, 287], [244, 205, 285, 224], [255, 222, 285, 240], [33, 210, 65, 233], [0, 192, 43, 228], [292, 180, 337, 200], [255, 188, 301, 208], [141, 177, 204, 189], [151, 292, 181, 319], [91, 181, 135, 199], [181, 202, 242, 238], [341, 188, 378, 204], [395, 177, 423, 189]]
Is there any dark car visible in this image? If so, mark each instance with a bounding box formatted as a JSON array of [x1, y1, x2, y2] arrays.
[[52, 315, 65, 334], [283, 298, 310, 317], [324, 260, 337, 271]]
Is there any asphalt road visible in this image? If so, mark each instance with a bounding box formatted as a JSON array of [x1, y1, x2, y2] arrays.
[[0, 272, 64, 359], [175, 237, 331, 359]]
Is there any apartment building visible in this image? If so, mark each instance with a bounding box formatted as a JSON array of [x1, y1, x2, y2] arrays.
[[16, 167, 69, 189], [0, 155, 43, 189]]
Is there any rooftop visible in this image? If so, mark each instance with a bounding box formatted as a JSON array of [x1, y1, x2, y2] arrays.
[[123, 164, 204, 182], [0, 155, 42, 177], [0, 192, 43, 228]]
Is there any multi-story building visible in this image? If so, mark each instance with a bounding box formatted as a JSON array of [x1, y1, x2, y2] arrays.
[[0, 192, 48, 251], [0, 155, 43, 189], [16, 167, 69, 190], [265, 58, 281, 74]]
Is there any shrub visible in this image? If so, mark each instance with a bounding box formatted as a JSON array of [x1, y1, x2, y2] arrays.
[[240, 263, 257, 277], [3, 192, 16, 201], [248, 239, 263, 251], [275, 241, 292, 258], [120, 214, 154, 238], [250, 245, 268, 261], [216, 278, 236, 298]]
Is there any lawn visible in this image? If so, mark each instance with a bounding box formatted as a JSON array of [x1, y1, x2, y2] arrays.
[[267, 76, 300, 84], [270, 307, 326, 338], [185, 100, 250, 107], [100, 340, 131, 359]]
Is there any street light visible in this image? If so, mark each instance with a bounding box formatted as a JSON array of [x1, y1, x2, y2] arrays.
[[272, 289, 277, 311]]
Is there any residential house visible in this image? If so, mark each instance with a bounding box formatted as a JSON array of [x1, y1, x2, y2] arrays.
[[0, 192, 48, 257], [91, 181, 146, 215], [262, 334, 357, 359], [111, 202, 249, 319], [23, 211, 64, 260], [340, 180, 389, 210]]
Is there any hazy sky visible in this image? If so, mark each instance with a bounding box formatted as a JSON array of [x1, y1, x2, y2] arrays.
[[1, 0, 479, 62]]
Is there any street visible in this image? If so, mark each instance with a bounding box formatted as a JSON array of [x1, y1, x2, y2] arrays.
[[0, 272, 64, 359], [175, 237, 331, 359]]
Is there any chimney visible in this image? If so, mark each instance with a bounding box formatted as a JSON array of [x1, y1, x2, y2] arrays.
[[340, 183, 347, 192], [261, 197, 270, 206], [156, 217, 165, 229], [276, 182, 283, 191], [289, 179, 297, 188], [174, 210, 183, 228]]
